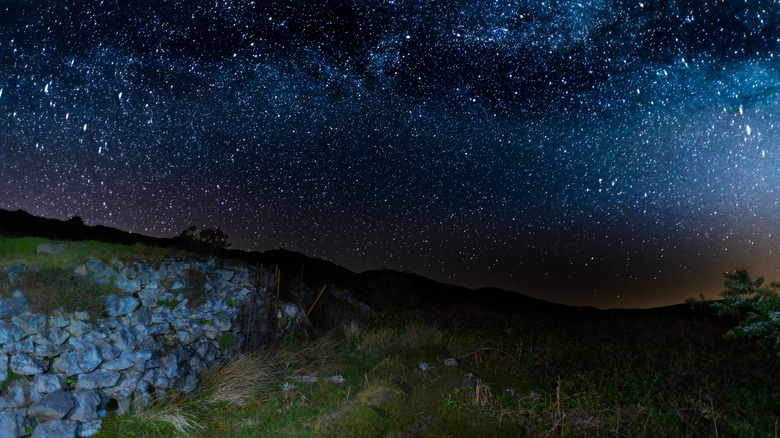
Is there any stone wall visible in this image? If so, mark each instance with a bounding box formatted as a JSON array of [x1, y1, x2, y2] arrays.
[[0, 250, 304, 438]]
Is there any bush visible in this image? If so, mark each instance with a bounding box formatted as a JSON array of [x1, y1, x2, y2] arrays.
[[174, 226, 230, 255], [712, 270, 780, 353]]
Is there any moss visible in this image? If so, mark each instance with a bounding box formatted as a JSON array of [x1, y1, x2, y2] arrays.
[[319, 405, 386, 438], [217, 333, 235, 351], [0, 366, 21, 393]]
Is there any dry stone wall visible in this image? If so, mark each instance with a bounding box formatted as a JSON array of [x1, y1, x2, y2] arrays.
[[0, 249, 304, 438]]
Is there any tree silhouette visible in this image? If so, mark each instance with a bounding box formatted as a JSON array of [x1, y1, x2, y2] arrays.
[[175, 225, 231, 254]]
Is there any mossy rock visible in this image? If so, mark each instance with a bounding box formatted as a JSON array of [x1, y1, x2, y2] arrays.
[[318, 404, 386, 438]]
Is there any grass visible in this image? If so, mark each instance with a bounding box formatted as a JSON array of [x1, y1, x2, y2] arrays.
[[0, 265, 115, 316]]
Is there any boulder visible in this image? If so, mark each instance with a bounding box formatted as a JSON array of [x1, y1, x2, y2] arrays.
[[0, 409, 28, 438], [9, 353, 49, 375], [100, 357, 133, 371], [0, 354, 6, 381], [31, 420, 78, 438], [75, 370, 120, 390], [28, 390, 74, 421], [2, 340, 34, 354], [35, 344, 73, 358], [73, 264, 87, 276], [47, 312, 69, 329], [0, 321, 26, 344], [68, 390, 101, 423], [52, 346, 102, 376], [35, 243, 56, 254], [85, 258, 105, 276], [64, 320, 93, 338], [113, 280, 141, 293], [32, 374, 66, 398], [31, 327, 70, 346], [12, 313, 46, 335], [104, 295, 139, 317], [0, 291, 29, 319], [0, 380, 31, 409]]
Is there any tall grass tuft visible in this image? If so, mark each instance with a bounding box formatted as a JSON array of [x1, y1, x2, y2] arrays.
[[198, 352, 276, 405]]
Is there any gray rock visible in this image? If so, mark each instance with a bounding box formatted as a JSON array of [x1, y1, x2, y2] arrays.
[[68, 390, 100, 423], [9, 353, 49, 375], [95, 342, 119, 362], [123, 349, 152, 369], [211, 268, 235, 282], [52, 346, 102, 376], [151, 308, 173, 324], [138, 288, 160, 307], [47, 312, 69, 329], [101, 357, 133, 371], [64, 320, 92, 338], [0, 321, 26, 344], [113, 280, 141, 293], [104, 295, 139, 317], [104, 371, 141, 408], [0, 354, 6, 381], [77, 419, 102, 437], [176, 328, 203, 344], [109, 327, 137, 351], [73, 264, 87, 276], [175, 372, 198, 393], [444, 358, 459, 366], [35, 243, 55, 254], [0, 409, 27, 438], [32, 374, 65, 397], [75, 370, 120, 390], [31, 327, 70, 346], [2, 339, 35, 354], [31, 419, 78, 438], [70, 311, 89, 321], [144, 355, 161, 369], [35, 344, 73, 358], [85, 258, 105, 276], [28, 390, 74, 421], [159, 355, 181, 381], [130, 307, 152, 326], [0, 380, 31, 409], [12, 313, 46, 335], [213, 314, 232, 332], [146, 324, 170, 335], [0, 292, 29, 319]]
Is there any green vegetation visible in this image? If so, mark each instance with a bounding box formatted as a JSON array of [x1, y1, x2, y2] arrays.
[[711, 270, 780, 353]]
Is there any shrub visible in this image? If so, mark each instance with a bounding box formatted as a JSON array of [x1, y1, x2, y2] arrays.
[[174, 226, 230, 255], [712, 270, 780, 353]]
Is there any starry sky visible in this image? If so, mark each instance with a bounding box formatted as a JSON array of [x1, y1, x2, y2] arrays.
[[1, 0, 779, 308]]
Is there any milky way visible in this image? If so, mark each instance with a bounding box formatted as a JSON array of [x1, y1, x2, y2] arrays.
[[1, 0, 779, 308]]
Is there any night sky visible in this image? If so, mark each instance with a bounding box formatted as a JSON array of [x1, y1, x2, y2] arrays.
[[1, 0, 779, 308]]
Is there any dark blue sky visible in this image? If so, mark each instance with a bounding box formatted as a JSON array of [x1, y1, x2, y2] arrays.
[[2, 0, 778, 308]]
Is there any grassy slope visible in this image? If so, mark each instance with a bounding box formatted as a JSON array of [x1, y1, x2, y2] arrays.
[[0, 236, 778, 437]]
